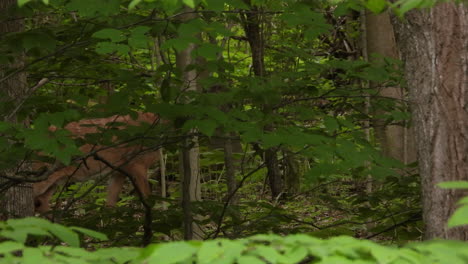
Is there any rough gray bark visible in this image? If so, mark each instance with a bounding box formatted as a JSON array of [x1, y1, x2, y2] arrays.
[[392, 3, 468, 240], [0, 0, 35, 220]]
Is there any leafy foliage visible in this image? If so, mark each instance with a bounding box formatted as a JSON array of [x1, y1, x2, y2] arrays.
[[1, 218, 468, 264]]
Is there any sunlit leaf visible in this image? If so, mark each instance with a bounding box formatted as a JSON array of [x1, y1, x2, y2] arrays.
[[438, 181, 468, 189], [448, 206, 468, 228]]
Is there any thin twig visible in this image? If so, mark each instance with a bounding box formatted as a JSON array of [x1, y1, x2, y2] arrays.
[[6, 78, 49, 121]]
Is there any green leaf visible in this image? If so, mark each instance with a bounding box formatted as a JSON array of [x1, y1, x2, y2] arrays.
[[438, 181, 468, 189], [178, 19, 206, 37], [128, 0, 142, 9], [198, 241, 226, 264], [448, 206, 468, 228], [161, 0, 184, 14], [237, 256, 264, 264], [365, 0, 387, 13], [52, 246, 90, 259], [7, 218, 79, 247], [0, 241, 24, 254], [334, 2, 349, 16], [128, 26, 151, 49], [6, 217, 52, 229], [197, 240, 244, 264], [70, 227, 108, 241], [394, 0, 424, 16], [107, 92, 130, 112], [1, 227, 50, 243], [183, 0, 196, 8], [262, 132, 283, 148], [457, 197, 468, 205], [23, 248, 48, 264], [46, 224, 80, 247], [23, 118, 81, 165], [196, 43, 222, 60], [0, 121, 12, 132], [359, 66, 389, 82], [147, 242, 197, 264], [319, 255, 355, 263], [368, 243, 399, 263], [4, 218, 79, 245], [241, 126, 263, 143], [248, 245, 282, 263], [278, 246, 308, 263], [21, 31, 57, 52], [323, 116, 339, 134], [161, 37, 200, 52], [205, 22, 234, 37], [92, 29, 126, 43], [94, 247, 140, 263], [205, 0, 225, 11], [17, 0, 33, 7], [368, 165, 397, 179], [283, 234, 321, 245], [66, 0, 120, 17]]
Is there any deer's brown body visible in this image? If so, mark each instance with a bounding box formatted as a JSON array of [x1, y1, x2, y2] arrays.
[[33, 112, 161, 213]]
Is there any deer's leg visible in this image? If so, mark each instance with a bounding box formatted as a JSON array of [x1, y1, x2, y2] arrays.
[[124, 163, 151, 198], [106, 173, 126, 207]]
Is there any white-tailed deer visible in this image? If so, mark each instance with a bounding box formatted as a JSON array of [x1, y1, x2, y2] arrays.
[[33, 112, 161, 213]]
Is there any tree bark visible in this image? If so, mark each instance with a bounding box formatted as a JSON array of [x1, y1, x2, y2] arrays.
[[365, 10, 417, 164], [241, 4, 283, 199], [176, 9, 202, 240], [283, 148, 300, 196], [392, 3, 468, 240], [158, 148, 167, 210], [224, 136, 237, 204], [0, 0, 35, 220]]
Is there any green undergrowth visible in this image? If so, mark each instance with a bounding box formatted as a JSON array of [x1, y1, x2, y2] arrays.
[[1, 217, 467, 264]]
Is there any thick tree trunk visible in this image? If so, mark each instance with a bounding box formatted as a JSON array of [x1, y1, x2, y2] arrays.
[[392, 3, 468, 240], [0, 0, 34, 220], [365, 10, 417, 164]]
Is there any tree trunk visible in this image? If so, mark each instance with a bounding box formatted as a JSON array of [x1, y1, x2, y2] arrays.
[[176, 9, 202, 240], [283, 148, 300, 196], [392, 3, 468, 240], [224, 136, 237, 204], [0, 0, 34, 220], [365, 10, 417, 164], [241, 5, 283, 199], [158, 148, 167, 210]]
